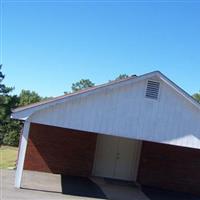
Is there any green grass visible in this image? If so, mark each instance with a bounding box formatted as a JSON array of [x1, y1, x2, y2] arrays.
[[0, 146, 18, 169]]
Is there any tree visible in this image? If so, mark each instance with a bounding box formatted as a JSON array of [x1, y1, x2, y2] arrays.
[[0, 65, 14, 123], [71, 79, 95, 92], [115, 74, 129, 81], [193, 92, 200, 103], [5, 90, 42, 146], [0, 66, 44, 146], [108, 74, 130, 83], [0, 65, 19, 145], [0, 65, 13, 95], [1, 89, 43, 146], [19, 90, 42, 106], [3, 120, 21, 146]]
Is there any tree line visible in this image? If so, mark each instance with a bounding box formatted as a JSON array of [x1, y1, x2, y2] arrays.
[[0, 65, 200, 147]]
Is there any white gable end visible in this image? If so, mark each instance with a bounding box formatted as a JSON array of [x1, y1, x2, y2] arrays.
[[29, 75, 200, 149]]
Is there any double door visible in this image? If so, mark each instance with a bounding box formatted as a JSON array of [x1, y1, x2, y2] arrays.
[[93, 134, 141, 181]]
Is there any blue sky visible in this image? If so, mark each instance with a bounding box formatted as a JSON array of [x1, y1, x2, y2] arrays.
[[1, 1, 200, 97]]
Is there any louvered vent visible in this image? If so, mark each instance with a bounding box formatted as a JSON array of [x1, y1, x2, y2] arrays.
[[146, 80, 160, 100]]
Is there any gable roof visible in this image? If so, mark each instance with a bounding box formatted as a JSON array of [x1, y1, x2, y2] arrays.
[[11, 71, 200, 120], [12, 74, 136, 113]]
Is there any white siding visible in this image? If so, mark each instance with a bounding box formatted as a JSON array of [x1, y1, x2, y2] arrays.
[[30, 76, 200, 149]]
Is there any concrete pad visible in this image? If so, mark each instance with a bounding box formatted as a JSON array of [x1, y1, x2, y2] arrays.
[[0, 170, 103, 200], [0, 169, 150, 200], [22, 170, 62, 193], [91, 177, 150, 200], [142, 186, 200, 200]]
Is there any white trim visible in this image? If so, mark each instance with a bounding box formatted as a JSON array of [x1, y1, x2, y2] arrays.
[[11, 71, 200, 120], [134, 140, 142, 180], [158, 74, 200, 110], [10, 71, 161, 120], [15, 121, 30, 188]]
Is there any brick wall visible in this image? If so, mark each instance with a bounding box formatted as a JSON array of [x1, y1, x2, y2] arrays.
[[137, 141, 200, 195], [24, 123, 97, 176]]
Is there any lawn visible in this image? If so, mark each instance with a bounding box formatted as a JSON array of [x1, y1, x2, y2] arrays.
[[0, 146, 18, 169]]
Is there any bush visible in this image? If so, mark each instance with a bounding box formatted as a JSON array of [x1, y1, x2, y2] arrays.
[[1, 120, 22, 147], [3, 130, 20, 146]]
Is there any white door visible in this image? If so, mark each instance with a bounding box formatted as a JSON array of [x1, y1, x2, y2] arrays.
[[92, 134, 142, 181]]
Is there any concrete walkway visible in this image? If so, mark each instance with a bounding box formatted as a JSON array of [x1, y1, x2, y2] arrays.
[[0, 169, 149, 200], [91, 177, 149, 200]]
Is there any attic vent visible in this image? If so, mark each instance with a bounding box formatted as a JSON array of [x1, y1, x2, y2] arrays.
[[145, 80, 160, 100]]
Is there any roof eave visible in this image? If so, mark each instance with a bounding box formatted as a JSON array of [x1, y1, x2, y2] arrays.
[[11, 71, 158, 119], [12, 70, 200, 121], [157, 71, 200, 111]]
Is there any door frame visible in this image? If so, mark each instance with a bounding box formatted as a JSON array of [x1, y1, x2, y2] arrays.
[[92, 134, 142, 181]]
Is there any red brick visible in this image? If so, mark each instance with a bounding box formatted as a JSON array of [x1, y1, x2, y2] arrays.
[[24, 123, 97, 176], [137, 141, 200, 195]]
